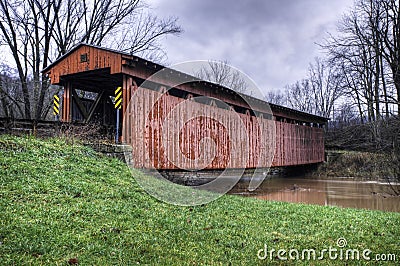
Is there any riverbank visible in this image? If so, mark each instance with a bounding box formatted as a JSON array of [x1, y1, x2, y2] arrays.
[[1, 135, 399, 265], [313, 150, 399, 182]]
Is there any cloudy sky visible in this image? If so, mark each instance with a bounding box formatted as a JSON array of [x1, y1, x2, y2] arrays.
[[147, 0, 353, 94]]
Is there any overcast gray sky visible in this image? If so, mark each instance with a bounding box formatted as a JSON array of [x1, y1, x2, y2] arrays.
[[147, 0, 353, 94]]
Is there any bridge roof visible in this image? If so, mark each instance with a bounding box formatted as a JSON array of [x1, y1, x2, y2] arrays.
[[43, 43, 329, 124]]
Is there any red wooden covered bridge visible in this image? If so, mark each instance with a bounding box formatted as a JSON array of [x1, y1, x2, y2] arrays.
[[43, 43, 328, 171]]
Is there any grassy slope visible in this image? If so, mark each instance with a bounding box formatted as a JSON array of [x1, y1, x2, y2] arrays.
[[0, 135, 399, 265]]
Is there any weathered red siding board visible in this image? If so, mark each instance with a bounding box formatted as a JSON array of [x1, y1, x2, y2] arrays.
[[45, 46, 123, 84], [124, 88, 324, 170]]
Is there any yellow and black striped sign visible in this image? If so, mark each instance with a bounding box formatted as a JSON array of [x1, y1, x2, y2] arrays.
[[115, 86, 122, 109], [53, 94, 60, 115]]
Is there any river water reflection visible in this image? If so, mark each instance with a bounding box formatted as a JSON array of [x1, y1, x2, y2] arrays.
[[228, 177, 400, 212]]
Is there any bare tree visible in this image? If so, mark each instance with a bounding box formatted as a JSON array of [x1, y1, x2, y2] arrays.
[[0, 70, 24, 119], [323, 0, 399, 122], [197, 60, 248, 94], [318, 0, 400, 192], [323, 10, 379, 122], [308, 57, 344, 118], [378, 0, 400, 113], [264, 90, 287, 106], [282, 58, 343, 118], [117, 13, 181, 61], [285, 79, 315, 114], [332, 102, 358, 128], [0, 0, 182, 120]]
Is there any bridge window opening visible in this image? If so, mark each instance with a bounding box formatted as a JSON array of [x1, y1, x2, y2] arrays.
[[80, 53, 88, 63], [133, 83, 324, 127], [254, 111, 272, 119], [166, 87, 185, 98], [135, 83, 278, 120], [264, 113, 273, 120]]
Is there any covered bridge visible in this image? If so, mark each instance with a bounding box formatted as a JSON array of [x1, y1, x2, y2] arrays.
[[43, 43, 328, 170]]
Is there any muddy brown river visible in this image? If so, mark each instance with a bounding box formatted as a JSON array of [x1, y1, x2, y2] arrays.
[[228, 177, 400, 212]]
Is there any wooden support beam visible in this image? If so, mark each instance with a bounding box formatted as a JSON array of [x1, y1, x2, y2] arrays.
[[69, 84, 73, 122], [62, 86, 67, 122], [85, 90, 105, 123], [62, 82, 71, 122], [130, 79, 138, 102], [121, 75, 128, 143], [122, 77, 127, 115], [121, 75, 138, 144], [71, 88, 89, 120]]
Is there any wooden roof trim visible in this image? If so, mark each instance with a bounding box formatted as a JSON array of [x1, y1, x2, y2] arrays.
[[121, 63, 328, 123], [121, 58, 329, 123], [42, 43, 134, 74], [43, 43, 329, 123]]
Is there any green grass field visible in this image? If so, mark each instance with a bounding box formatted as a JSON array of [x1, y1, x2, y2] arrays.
[[0, 135, 399, 265]]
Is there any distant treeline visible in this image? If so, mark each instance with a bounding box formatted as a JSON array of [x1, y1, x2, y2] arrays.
[[266, 0, 400, 127]]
